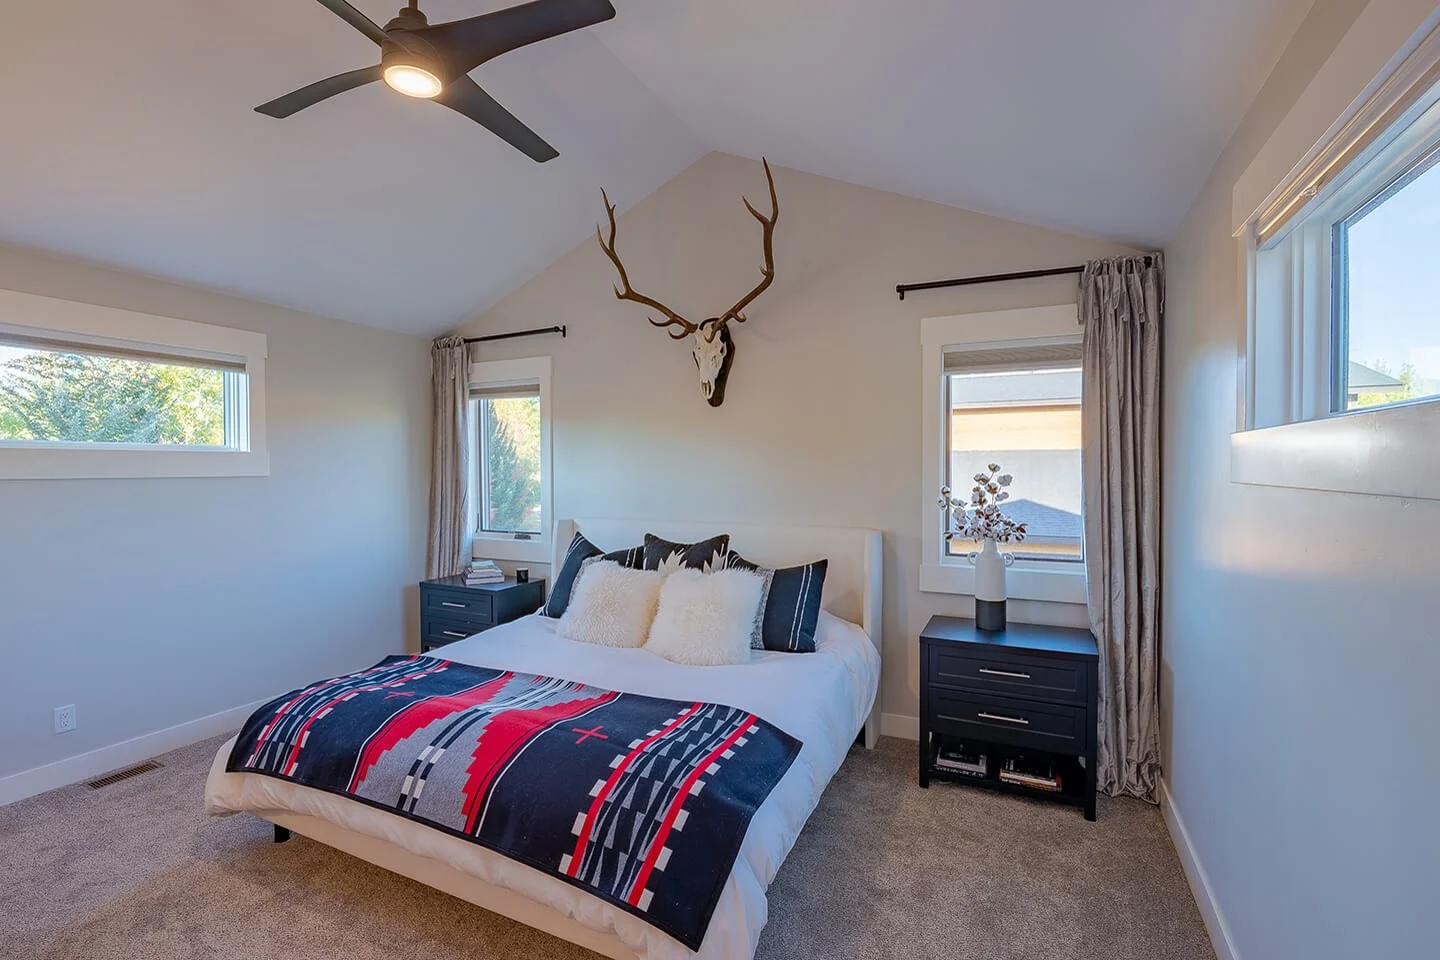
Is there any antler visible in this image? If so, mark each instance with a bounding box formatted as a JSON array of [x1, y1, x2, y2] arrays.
[[596, 189, 696, 340], [718, 158, 779, 326]]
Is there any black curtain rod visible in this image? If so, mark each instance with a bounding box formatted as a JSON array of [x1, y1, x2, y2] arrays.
[[896, 266, 1082, 300], [895, 255, 1158, 300], [464, 325, 566, 344]]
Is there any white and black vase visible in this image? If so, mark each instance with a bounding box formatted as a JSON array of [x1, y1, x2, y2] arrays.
[[970, 538, 1013, 631]]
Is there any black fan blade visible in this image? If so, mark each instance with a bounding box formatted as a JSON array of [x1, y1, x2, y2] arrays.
[[416, 0, 616, 76], [436, 76, 558, 162], [313, 0, 390, 45], [256, 65, 383, 118]]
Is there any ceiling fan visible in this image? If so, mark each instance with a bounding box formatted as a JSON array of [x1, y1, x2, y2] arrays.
[[255, 0, 616, 162]]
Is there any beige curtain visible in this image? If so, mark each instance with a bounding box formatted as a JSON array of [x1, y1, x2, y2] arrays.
[[1079, 254, 1163, 802], [427, 336, 469, 578]]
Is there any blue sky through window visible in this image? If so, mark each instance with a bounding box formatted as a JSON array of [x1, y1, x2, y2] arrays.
[[1345, 156, 1440, 400]]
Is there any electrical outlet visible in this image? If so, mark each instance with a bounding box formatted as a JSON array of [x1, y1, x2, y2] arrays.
[[53, 704, 77, 734]]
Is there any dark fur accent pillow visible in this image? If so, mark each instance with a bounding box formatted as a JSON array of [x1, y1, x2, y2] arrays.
[[641, 533, 731, 573]]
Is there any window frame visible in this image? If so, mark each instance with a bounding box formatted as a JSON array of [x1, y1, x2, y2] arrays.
[[466, 355, 552, 564], [0, 288, 268, 480], [919, 305, 1088, 605], [1233, 17, 1440, 502]]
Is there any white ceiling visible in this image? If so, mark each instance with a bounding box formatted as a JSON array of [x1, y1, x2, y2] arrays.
[[0, 0, 1313, 335]]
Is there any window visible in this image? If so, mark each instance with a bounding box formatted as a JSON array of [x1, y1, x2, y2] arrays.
[[1233, 20, 1440, 501], [468, 356, 552, 562], [1245, 34, 1440, 430], [0, 339, 247, 449], [920, 305, 1087, 604], [0, 288, 267, 479], [946, 364, 1083, 564], [474, 387, 542, 535], [1332, 148, 1440, 411]]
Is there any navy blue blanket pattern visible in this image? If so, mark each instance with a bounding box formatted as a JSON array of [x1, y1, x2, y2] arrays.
[[227, 655, 801, 949]]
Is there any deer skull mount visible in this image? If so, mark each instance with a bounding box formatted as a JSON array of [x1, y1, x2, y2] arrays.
[[597, 159, 778, 407]]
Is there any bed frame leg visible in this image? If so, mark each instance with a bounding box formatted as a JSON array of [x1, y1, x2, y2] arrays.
[[862, 710, 880, 750], [273, 824, 291, 843]]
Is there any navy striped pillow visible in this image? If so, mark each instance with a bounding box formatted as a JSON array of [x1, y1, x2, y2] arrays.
[[543, 533, 643, 618], [724, 552, 828, 653]]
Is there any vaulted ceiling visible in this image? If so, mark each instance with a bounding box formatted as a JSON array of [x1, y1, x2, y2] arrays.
[[0, 0, 1313, 334]]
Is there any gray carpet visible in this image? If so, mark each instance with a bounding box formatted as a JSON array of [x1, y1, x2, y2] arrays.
[[0, 735, 1214, 960]]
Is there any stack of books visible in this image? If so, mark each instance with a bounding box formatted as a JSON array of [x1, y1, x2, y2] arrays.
[[464, 560, 505, 586], [998, 756, 1062, 792], [934, 740, 987, 778]]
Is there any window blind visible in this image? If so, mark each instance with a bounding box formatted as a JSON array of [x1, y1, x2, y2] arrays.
[[1254, 27, 1440, 246], [943, 341, 1082, 375], [0, 332, 247, 374], [470, 382, 540, 401]]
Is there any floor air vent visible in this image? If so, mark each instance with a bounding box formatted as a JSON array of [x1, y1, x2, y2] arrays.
[[87, 760, 163, 789]]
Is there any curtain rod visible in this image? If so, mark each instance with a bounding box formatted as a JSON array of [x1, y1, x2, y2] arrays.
[[896, 266, 1082, 300], [463, 325, 566, 344], [895, 255, 1158, 300]]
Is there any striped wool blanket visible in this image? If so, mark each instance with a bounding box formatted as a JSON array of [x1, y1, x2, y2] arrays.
[[227, 655, 801, 949]]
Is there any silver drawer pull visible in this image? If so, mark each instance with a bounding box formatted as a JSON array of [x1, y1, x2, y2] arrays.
[[441, 601, 467, 609], [978, 667, 1031, 679], [441, 630, 468, 638], [977, 711, 1029, 725]]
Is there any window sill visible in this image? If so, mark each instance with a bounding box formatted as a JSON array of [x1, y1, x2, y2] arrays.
[[472, 535, 551, 564], [919, 560, 1088, 605], [1231, 397, 1440, 500], [0, 446, 269, 480]]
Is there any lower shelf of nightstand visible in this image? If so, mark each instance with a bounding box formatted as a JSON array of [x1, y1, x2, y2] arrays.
[[921, 733, 1094, 819], [924, 764, 1090, 808]]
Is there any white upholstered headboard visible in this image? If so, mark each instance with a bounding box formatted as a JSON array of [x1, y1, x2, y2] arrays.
[[551, 518, 882, 650]]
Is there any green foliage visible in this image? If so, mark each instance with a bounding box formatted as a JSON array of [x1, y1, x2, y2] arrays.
[[1352, 359, 1419, 410], [482, 397, 541, 533], [0, 349, 226, 445]]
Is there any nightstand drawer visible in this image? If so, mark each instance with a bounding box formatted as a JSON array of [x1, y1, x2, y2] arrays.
[[930, 647, 1085, 703], [929, 689, 1086, 752], [421, 617, 486, 650], [423, 589, 494, 625]]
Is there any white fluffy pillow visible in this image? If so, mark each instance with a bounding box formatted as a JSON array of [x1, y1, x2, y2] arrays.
[[557, 560, 666, 649], [645, 568, 766, 667]]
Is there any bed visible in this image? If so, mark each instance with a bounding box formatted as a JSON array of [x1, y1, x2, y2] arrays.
[[205, 518, 882, 960]]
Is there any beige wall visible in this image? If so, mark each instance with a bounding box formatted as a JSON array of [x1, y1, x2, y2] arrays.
[[0, 244, 430, 783], [457, 152, 1132, 724], [1162, 1, 1439, 957]]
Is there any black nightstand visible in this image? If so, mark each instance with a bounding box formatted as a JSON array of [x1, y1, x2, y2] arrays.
[[919, 615, 1099, 821], [419, 575, 546, 653]]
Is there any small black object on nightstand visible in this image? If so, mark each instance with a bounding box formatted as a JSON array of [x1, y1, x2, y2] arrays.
[[918, 615, 1099, 821], [419, 575, 546, 653]]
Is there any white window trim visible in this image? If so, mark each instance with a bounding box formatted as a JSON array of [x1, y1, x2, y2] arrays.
[[0, 288, 268, 480], [919, 305, 1087, 605], [467, 355, 552, 564], [1231, 10, 1440, 501]]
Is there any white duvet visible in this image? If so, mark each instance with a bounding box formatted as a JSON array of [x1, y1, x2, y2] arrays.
[[204, 610, 880, 960]]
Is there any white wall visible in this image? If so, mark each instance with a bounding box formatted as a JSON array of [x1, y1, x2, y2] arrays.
[[458, 152, 1133, 724], [1163, 1, 1440, 957], [0, 244, 430, 790]]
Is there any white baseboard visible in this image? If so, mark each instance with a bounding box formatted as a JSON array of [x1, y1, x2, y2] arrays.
[[881, 712, 920, 740], [1160, 778, 1240, 960], [0, 698, 264, 807]]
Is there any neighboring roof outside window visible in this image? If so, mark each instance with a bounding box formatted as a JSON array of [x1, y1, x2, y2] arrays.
[[1001, 498, 1082, 542], [1348, 361, 1404, 393]]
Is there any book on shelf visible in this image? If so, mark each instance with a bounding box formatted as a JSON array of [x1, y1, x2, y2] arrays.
[[934, 740, 986, 777], [998, 756, 1062, 792]]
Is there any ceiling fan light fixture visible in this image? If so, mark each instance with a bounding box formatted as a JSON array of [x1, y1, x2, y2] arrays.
[[383, 62, 443, 98]]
